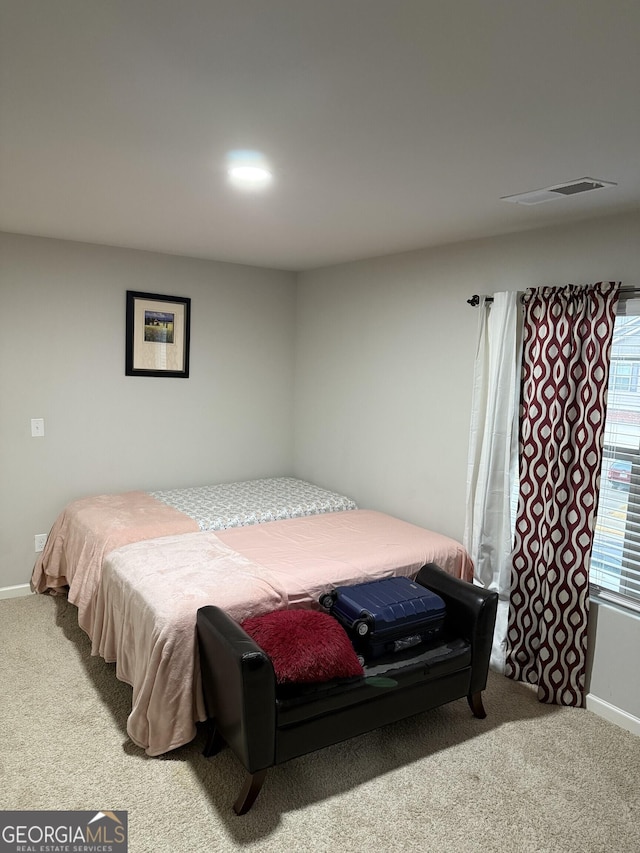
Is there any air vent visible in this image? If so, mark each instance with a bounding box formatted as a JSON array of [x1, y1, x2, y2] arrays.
[[501, 177, 617, 205], [550, 180, 610, 196]]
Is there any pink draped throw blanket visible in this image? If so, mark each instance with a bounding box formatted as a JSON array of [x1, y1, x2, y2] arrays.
[[91, 510, 473, 756], [31, 498, 473, 757]]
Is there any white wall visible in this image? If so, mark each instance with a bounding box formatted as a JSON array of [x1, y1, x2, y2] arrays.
[[0, 233, 296, 588], [587, 602, 640, 732], [294, 210, 640, 723]]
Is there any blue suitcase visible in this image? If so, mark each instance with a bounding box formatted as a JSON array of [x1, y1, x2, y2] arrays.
[[320, 576, 446, 660]]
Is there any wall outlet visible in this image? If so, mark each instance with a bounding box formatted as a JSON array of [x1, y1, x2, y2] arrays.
[[34, 533, 48, 553]]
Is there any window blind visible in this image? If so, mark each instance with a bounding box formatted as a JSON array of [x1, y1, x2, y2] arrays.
[[591, 299, 640, 612]]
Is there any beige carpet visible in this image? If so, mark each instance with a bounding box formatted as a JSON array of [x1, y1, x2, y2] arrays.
[[1, 592, 638, 853]]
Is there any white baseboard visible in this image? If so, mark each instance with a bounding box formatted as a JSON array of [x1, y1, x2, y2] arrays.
[[0, 583, 33, 600], [586, 693, 640, 736]]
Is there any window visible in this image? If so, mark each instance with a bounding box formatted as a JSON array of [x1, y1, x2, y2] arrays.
[[591, 309, 640, 611], [609, 360, 640, 393]]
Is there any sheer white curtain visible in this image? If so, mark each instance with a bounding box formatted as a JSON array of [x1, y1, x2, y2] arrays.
[[464, 292, 522, 673]]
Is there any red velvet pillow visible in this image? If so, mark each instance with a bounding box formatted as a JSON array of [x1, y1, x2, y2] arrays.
[[241, 609, 365, 684]]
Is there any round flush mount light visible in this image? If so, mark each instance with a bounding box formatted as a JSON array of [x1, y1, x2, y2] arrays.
[[228, 164, 272, 187], [226, 150, 273, 190]]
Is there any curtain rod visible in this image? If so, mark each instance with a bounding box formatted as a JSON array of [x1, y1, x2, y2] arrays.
[[467, 286, 640, 307]]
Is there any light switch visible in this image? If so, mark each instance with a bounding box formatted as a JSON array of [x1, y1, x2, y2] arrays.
[[31, 418, 45, 437]]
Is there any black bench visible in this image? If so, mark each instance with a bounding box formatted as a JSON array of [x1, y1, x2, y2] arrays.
[[197, 562, 498, 814]]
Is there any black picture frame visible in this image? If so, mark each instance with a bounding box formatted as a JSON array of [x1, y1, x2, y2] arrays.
[[125, 290, 191, 378]]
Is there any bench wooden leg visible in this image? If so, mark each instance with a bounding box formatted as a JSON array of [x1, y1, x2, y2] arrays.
[[467, 691, 487, 719], [233, 769, 268, 815]]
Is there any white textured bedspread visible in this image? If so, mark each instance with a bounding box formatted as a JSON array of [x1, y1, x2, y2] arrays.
[[92, 510, 474, 756]]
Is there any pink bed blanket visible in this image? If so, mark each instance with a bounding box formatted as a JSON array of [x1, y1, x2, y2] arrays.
[[30, 492, 198, 635], [91, 510, 474, 756]]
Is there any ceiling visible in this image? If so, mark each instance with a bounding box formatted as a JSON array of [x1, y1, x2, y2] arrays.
[[1, 1, 639, 272]]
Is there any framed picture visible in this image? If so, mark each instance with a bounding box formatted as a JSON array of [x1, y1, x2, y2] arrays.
[[125, 291, 191, 378]]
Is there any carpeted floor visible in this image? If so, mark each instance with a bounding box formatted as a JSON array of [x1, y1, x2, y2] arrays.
[[1, 592, 638, 853]]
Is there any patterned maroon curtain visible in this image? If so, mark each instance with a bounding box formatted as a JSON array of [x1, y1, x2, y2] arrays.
[[505, 282, 620, 706]]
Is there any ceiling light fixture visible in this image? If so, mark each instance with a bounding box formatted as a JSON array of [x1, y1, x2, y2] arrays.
[[226, 150, 273, 190], [228, 164, 272, 187]]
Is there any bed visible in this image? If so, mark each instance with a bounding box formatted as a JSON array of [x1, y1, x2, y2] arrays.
[[31, 477, 358, 635], [89, 509, 474, 756]]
